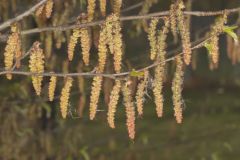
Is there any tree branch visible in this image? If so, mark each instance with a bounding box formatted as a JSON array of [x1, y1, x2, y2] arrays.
[[0, 0, 48, 31]]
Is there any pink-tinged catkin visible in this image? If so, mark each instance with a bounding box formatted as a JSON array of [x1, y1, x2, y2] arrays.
[[107, 80, 121, 128], [122, 81, 136, 140], [172, 56, 185, 124]]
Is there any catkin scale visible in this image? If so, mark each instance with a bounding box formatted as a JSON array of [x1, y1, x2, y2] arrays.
[[29, 42, 45, 96], [48, 76, 57, 101], [89, 76, 103, 120], [60, 77, 73, 119], [107, 80, 121, 128]]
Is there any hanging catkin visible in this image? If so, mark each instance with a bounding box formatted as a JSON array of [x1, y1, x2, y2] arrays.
[[152, 19, 169, 118], [68, 29, 80, 61], [169, 3, 177, 38], [29, 42, 45, 96], [99, 0, 106, 17], [148, 18, 159, 60], [89, 75, 103, 120], [45, 0, 54, 18], [87, 0, 96, 22], [172, 56, 184, 124], [176, 0, 192, 65], [113, 0, 122, 15], [79, 27, 91, 66], [122, 81, 136, 140], [4, 24, 21, 79], [60, 77, 73, 119], [107, 80, 121, 128], [135, 71, 149, 116], [98, 27, 108, 72], [48, 76, 57, 101]]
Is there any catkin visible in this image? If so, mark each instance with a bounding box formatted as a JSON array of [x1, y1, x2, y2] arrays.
[[45, 0, 54, 18], [135, 71, 149, 116], [169, 3, 177, 38], [172, 56, 184, 124], [87, 0, 96, 22], [48, 76, 57, 101], [99, 0, 106, 17], [148, 18, 159, 60], [79, 27, 91, 66], [89, 76, 103, 120], [36, 5, 44, 17], [107, 80, 121, 128], [29, 42, 45, 96], [113, 0, 122, 16], [60, 77, 73, 119], [98, 27, 108, 72], [152, 19, 169, 118], [68, 29, 80, 61], [177, 0, 192, 65], [4, 24, 21, 79], [122, 82, 136, 140]]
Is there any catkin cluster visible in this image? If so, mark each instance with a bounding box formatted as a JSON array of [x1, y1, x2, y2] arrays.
[[87, 0, 96, 22], [135, 71, 149, 116], [151, 19, 169, 117], [122, 82, 136, 140], [48, 76, 57, 101], [107, 80, 121, 128], [176, 0, 192, 65], [68, 22, 91, 66], [36, 0, 54, 18], [29, 42, 45, 96], [60, 77, 73, 119], [172, 56, 184, 124], [103, 14, 123, 73], [4, 24, 21, 80], [89, 76, 103, 120]]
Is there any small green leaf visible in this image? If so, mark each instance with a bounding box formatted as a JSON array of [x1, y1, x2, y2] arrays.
[[130, 69, 144, 77], [223, 25, 239, 44], [204, 42, 213, 55]]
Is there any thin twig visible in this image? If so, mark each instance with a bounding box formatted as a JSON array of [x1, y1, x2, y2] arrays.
[[0, 7, 239, 40], [0, 0, 48, 31]]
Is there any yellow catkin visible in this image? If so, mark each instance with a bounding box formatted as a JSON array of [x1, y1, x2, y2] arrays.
[[4, 24, 21, 79], [60, 77, 73, 119], [148, 18, 159, 60], [105, 15, 114, 54], [135, 71, 149, 116], [107, 80, 121, 128], [89, 76, 103, 120], [172, 56, 184, 124], [177, 0, 192, 65], [36, 5, 44, 17], [98, 27, 108, 72], [79, 27, 91, 66], [208, 14, 227, 66], [29, 42, 45, 96], [48, 76, 57, 101], [87, 0, 96, 22], [99, 0, 106, 17], [113, 0, 122, 16], [152, 19, 169, 118], [68, 29, 80, 61], [45, 0, 54, 18], [122, 81, 136, 140], [169, 3, 177, 38]]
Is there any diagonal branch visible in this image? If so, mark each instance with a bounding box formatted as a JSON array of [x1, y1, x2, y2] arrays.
[[0, 0, 48, 31]]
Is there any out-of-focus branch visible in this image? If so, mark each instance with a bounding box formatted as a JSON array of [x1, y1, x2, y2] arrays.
[[0, 0, 48, 31]]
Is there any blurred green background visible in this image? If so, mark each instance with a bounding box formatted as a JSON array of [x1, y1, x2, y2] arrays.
[[0, 0, 240, 159]]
